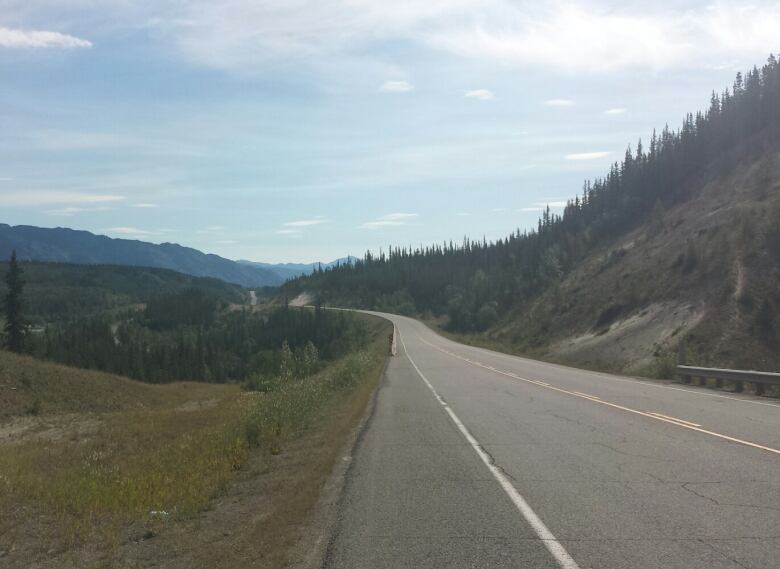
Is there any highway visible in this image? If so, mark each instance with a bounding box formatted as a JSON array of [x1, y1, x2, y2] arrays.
[[323, 313, 780, 569]]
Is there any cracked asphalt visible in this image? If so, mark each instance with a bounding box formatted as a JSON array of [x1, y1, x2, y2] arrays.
[[323, 313, 780, 568]]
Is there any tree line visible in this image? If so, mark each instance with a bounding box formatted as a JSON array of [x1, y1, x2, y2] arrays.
[[283, 57, 780, 332]]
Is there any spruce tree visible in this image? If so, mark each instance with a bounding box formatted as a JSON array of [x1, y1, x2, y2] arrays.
[[3, 251, 26, 353]]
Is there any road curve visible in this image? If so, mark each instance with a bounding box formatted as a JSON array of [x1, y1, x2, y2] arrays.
[[323, 312, 780, 569]]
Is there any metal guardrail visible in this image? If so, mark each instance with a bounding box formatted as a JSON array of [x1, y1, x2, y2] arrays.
[[676, 365, 780, 396]]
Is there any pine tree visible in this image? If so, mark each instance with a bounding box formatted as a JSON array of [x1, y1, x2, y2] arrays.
[[3, 251, 27, 353]]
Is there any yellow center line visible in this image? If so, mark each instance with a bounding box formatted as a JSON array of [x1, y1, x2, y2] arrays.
[[574, 391, 601, 400], [649, 412, 701, 427], [418, 336, 780, 456]]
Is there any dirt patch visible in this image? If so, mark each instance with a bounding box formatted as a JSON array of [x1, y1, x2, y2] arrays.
[[546, 302, 705, 373], [0, 414, 101, 447], [290, 292, 313, 307]]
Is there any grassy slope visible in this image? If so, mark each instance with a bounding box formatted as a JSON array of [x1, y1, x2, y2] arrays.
[[0, 314, 391, 568], [472, 147, 780, 375], [0, 349, 233, 418]]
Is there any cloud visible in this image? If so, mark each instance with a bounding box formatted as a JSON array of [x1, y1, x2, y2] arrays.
[[536, 200, 568, 208], [276, 229, 300, 235], [360, 212, 418, 229], [566, 151, 612, 161], [0, 191, 125, 207], [106, 227, 151, 236], [0, 26, 92, 49], [544, 99, 574, 107], [465, 89, 495, 101], [604, 107, 627, 115], [132, 203, 159, 208], [44, 206, 113, 216], [379, 80, 414, 93], [35, 2, 780, 74], [283, 217, 327, 227], [519, 207, 544, 212]]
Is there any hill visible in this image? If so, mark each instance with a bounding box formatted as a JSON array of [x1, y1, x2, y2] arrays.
[[283, 56, 780, 375], [0, 349, 233, 419], [238, 256, 357, 281], [0, 224, 282, 287], [0, 261, 248, 323]]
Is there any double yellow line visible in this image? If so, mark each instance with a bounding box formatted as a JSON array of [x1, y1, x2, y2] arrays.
[[419, 337, 780, 456]]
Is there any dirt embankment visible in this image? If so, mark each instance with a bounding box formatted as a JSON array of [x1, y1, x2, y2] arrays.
[[482, 148, 780, 375]]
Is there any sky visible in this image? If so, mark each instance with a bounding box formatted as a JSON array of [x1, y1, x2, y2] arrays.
[[1, 1, 780, 263]]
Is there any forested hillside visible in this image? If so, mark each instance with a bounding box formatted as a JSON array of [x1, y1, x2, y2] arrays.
[[0, 224, 282, 287], [0, 262, 246, 323], [284, 56, 780, 374]]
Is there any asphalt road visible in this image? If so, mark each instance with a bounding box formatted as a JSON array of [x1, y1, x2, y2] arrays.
[[323, 313, 780, 569]]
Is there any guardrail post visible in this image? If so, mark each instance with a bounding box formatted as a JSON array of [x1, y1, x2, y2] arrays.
[[698, 376, 707, 387], [733, 380, 743, 393], [715, 377, 723, 388], [755, 382, 765, 396]]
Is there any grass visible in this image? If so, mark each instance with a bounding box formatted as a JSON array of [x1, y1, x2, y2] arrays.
[[0, 314, 391, 567]]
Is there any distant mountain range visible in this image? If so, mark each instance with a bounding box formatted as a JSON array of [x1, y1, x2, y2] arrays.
[[238, 257, 357, 281], [0, 224, 286, 287], [0, 224, 354, 287]]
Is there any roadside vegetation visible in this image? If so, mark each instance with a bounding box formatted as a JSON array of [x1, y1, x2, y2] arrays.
[[0, 313, 390, 568]]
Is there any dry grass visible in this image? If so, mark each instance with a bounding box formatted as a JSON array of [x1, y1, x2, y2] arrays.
[[0, 315, 392, 568]]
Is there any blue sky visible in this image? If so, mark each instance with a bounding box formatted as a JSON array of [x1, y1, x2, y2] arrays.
[[1, 1, 779, 262]]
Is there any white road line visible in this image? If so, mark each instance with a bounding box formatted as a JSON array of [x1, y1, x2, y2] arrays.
[[398, 330, 581, 569]]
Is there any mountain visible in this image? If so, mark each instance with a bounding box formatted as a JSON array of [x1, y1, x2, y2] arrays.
[[238, 256, 356, 281], [283, 57, 780, 375], [0, 224, 282, 287]]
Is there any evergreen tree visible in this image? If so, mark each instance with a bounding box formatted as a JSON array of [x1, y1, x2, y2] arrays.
[[3, 251, 27, 353]]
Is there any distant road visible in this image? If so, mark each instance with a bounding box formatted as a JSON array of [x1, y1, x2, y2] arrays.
[[324, 312, 780, 569]]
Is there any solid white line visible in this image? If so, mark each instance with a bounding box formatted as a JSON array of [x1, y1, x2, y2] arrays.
[[398, 331, 581, 569]]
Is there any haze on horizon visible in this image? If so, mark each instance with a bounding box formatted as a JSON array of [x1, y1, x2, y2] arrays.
[[2, 1, 780, 263]]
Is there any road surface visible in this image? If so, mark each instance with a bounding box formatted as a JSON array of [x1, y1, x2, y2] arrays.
[[323, 313, 780, 569]]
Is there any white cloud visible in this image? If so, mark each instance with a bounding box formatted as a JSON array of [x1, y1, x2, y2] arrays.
[[360, 212, 418, 229], [0, 191, 125, 207], [382, 213, 418, 221], [283, 217, 327, 227], [379, 80, 414, 93], [566, 151, 612, 161], [44, 206, 113, 216], [132, 203, 159, 208], [106, 227, 151, 236], [0, 26, 92, 49], [465, 89, 495, 101], [30, 2, 780, 74], [519, 207, 544, 212], [544, 99, 574, 107], [276, 228, 300, 235], [604, 107, 627, 115], [536, 200, 568, 208]]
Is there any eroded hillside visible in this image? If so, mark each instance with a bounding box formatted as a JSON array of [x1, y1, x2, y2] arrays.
[[488, 148, 780, 374]]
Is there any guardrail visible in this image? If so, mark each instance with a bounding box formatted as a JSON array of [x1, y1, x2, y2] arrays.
[[676, 365, 780, 396]]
